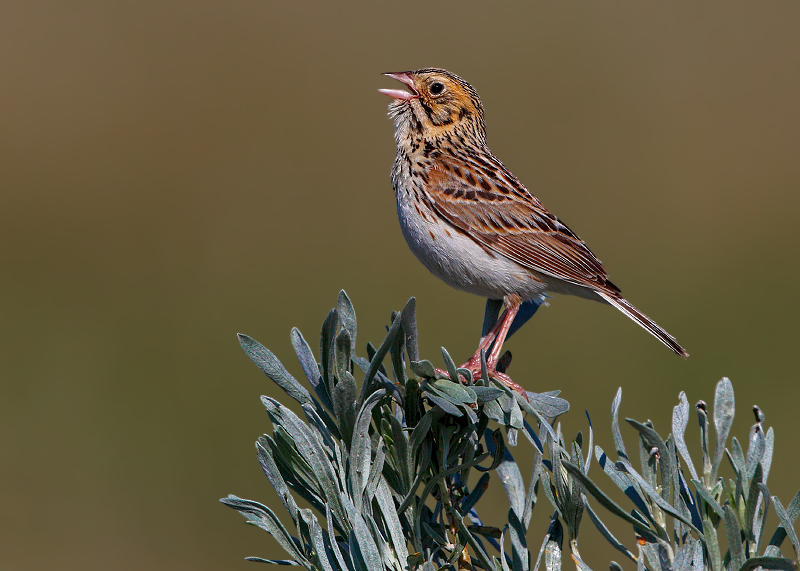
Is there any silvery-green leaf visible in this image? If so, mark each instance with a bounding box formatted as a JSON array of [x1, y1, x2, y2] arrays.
[[409, 409, 433, 460], [756, 483, 772, 554], [640, 536, 671, 571], [747, 425, 766, 481], [773, 496, 800, 558], [545, 538, 561, 571], [691, 479, 725, 518], [583, 497, 636, 563], [611, 388, 628, 461], [262, 398, 349, 532], [364, 439, 385, 503], [703, 512, 722, 571], [595, 446, 652, 523], [302, 404, 341, 454], [523, 451, 543, 529], [508, 508, 529, 571], [506, 393, 524, 430], [461, 401, 478, 424], [626, 418, 675, 504], [711, 377, 735, 481], [497, 451, 525, 520], [692, 538, 703, 571], [738, 557, 798, 571], [239, 334, 313, 407], [375, 478, 409, 564], [304, 394, 343, 443], [267, 431, 324, 509], [724, 504, 745, 571], [677, 469, 703, 531], [728, 436, 746, 482], [766, 490, 800, 556], [335, 328, 351, 383], [615, 460, 701, 538], [744, 463, 764, 541], [364, 510, 394, 570], [697, 403, 712, 480], [332, 370, 358, 448], [484, 400, 505, 425], [539, 468, 560, 517], [500, 528, 512, 571], [672, 392, 698, 481], [422, 521, 446, 550], [300, 510, 336, 571], [522, 419, 544, 454], [385, 413, 410, 494], [457, 367, 474, 385], [220, 495, 311, 568], [256, 438, 299, 527], [320, 309, 339, 398], [400, 297, 418, 363], [351, 512, 383, 571], [583, 412, 593, 475], [496, 382, 556, 442], [561, 461, 653, 537], [291, 327, 334, 412], [524, 393, 570, 419], [440, 347, 459, 384], [337, 290, 357, 356], [432, 378, 474, 404], [389, 332, 407, 388], [361, 307, 404, 404], [473, 386, 505, 403], [763, 427, 775, 485], [326, 505, 352, 571], [426, 392, 463, 417], [410, 360, 437, 379], [349, 389, 386, 510]]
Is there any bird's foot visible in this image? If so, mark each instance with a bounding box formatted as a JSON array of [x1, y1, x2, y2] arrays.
[[435, 351, 528, 401]]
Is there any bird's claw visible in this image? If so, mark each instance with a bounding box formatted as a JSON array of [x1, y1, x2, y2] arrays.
[[434, 360, 529, 401]]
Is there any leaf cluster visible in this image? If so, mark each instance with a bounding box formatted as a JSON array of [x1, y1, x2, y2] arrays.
[[221, 292, 799, 571], [557, 380, 799, 571], [222, 291, 571, 571]]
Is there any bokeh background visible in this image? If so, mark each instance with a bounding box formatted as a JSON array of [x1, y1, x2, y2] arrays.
[[2, 2, 799, 569]]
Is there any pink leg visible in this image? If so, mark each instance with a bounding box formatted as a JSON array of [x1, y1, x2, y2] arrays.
[[459, 307, 511, 371], [448, 295, 529, 400], [485, 298, 520, 366]]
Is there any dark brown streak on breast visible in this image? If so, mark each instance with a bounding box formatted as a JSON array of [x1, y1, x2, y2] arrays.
[[418, 176, 498, 258]]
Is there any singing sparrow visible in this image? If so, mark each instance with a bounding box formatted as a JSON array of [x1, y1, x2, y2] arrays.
[[379, 68, 687, 392]]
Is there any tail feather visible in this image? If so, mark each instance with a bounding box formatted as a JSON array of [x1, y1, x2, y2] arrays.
[[597, 291, 688, 357]]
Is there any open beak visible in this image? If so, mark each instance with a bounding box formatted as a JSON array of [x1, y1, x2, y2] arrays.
[[378, 71, 419, 101]]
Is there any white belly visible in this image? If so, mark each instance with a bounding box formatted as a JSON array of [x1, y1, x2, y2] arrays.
[[396, 189, 548, 300]]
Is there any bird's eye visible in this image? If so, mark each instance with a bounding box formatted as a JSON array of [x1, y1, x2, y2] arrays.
[[429, 82, 445, 95]]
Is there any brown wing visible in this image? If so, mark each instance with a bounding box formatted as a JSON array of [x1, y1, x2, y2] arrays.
[[423, 156, 620, 293]]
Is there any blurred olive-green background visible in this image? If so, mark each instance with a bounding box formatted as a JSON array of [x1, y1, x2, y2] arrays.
[[2, 2, 799, 569]]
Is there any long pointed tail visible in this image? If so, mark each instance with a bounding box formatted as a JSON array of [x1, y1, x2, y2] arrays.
[[597, 291, 688, 357]]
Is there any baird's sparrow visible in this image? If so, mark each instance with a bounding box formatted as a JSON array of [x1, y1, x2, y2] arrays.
[[380, 69, 686, 393]]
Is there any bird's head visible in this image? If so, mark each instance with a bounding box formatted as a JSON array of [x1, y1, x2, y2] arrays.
[[379, 68, 486, 149]]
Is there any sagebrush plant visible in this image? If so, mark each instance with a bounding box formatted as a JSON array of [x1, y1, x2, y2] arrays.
[[222, 291, 799, 571]]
